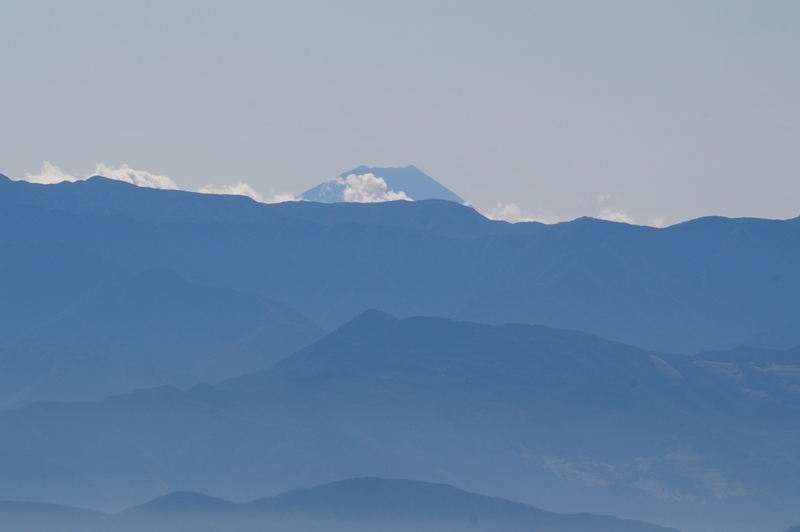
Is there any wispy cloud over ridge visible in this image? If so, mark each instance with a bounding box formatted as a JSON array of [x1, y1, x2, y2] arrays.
[[21, 162, 178, 190], [196, 183, 300, 204], [16, 162, 297, 203], [484, 202, 535, 223], [483, 202, 559, 224], [485, 202, 669, 227], [15, 163, 670, 222], [93, 163, 178, 190], [23, 162, 81, 184], [596, 208, 635, 224], [197, 182, 265, 202], [649, 216, 668, 228]]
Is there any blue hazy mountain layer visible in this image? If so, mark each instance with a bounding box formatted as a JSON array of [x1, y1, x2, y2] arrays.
[[0, 478, 678, 532], [1, 176, 798, 353], [11, 267, 323, 379], [0, 345, 192, 411], [0, 173, 518, 237], [0, 237, 323, 408], [0, 501, 109, 532], [734, 317, 800, 350], [300, 165, 466, 204], [0, 312, 797, 530]]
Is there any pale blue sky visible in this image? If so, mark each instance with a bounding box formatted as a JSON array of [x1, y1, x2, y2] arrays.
[[1, 1, 798, 224]]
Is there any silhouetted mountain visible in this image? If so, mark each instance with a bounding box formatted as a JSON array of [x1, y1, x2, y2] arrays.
[[3, 173, 798, 532], [125, 478, 678, 532], [3, 176, 800, 353], [0, 345, 189, 411], [0, 237, 122, 343], [0, 173, 526, 238], [301, 165, 466, 204], [0, 313, 796, 530], [114, 491, 240, 532], [0, 501, 108, 532], [0, 174, 269, 223], [0, 479, 678, 532], [13, 268, 323, 381], [0, 227, 322, 406]]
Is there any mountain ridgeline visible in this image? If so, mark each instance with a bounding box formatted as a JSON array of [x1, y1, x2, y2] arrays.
[[1, 173, 798, 354], [0, 478, 677, 532], [0, 172, 799, 532], [300, 165, 466, 203], [0, 312, 798, 529]]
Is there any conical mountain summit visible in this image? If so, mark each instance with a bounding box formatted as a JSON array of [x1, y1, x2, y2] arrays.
[[300, 165, 465, 204]]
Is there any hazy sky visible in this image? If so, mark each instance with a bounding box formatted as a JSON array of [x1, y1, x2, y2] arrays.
[[1, 1, 798, 225]]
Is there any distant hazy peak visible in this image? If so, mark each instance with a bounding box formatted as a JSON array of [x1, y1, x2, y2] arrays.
[[332, 309, 399, 336], [127, 491, 236, 512], [301, 165, 465, 204]]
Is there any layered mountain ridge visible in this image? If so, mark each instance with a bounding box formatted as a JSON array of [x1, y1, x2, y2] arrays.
[[1, 174, 798, 353], [0, 478, 677, 532], [0, 311, 797, 530], [1, 170, 799, 532]]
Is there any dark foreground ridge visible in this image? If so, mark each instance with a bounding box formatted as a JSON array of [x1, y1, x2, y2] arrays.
[[0, 477, 678, 532]]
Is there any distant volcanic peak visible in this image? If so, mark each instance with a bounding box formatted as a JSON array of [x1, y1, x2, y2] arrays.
[[300, 165, 465, 204]]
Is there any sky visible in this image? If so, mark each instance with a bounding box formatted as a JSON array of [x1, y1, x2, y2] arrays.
[[1, 0, 798, 225]]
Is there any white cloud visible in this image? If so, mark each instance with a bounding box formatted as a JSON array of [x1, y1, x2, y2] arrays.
[[23, 162, 80, 184], [649, 216, 668, 228], [483, 202, 559, 224], [196, 183, 300, 204], [264, 192, 300, 204], [93, 163, 178, 190], [197, 182, 265, 202], [596, 208, 635, 224], [12, 164, 672, 224], [338, 173, 411, 203], [485, 202, 535, 223], [18, 162, 179, 190], [17, 161, 294, 204]]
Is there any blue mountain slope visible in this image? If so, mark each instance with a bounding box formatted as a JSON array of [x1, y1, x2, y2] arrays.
[[0, 226, 323, 407], [0, 501, 109, 532], [247, 478, 678, 531], [13, 268, 323, 380], [0, 345, 191, 411], [0, 174, 534, 238], [0, 313, 797, 529], [0, 238, 122, 342], [734, 317, 800, 350], [300, 165, 465, 203], [2, 184, 800, 353], [0, 479, 678, 532]]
